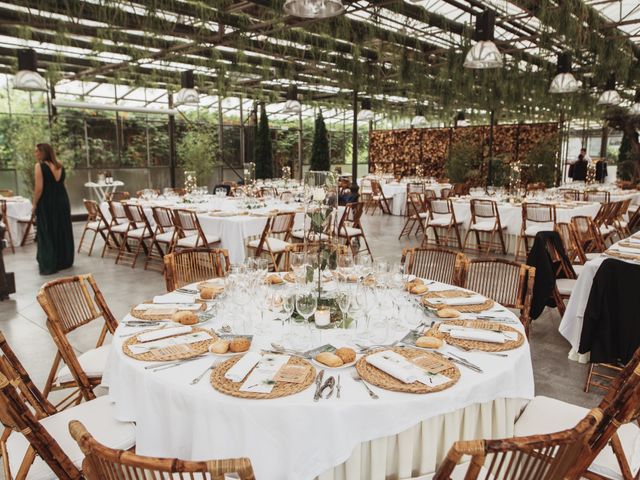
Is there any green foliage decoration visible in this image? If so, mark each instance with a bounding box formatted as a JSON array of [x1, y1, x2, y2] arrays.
[[176, 123, 219, 183], [254, 102, 274, 179], [310, 111, 330, 171]]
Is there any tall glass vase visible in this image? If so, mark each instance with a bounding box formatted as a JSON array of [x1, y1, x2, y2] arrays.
[[303, 171, 339, 303]]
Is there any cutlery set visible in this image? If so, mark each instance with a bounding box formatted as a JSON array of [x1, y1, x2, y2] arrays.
[[313, 371, 338, 401]]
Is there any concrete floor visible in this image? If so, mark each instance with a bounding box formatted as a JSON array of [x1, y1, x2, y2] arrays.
[[0, 214, 601, 416]]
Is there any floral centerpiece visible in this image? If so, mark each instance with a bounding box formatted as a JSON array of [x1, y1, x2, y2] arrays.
[[184, 170, 197, 194]]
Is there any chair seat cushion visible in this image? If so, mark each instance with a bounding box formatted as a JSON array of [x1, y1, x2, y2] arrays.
[[524, 223, 555, 236], [338, 226, 363, 237], [600, 224, 616, 235], [515, 396, 640, 479], [428, 214, 453, 227], [127, 227, 151, 239], [585, 252, 601, 261], [556, 278, 576, 296], [470, 220, 500, 231], [155, 230, 175, 243], [110, 223, 130, 233], [87, 220, 106, 230], [55, 344, 111, 384], [6, 395, 135, 480], [177, 233, 220, 248], [248, 237, 291, 253]]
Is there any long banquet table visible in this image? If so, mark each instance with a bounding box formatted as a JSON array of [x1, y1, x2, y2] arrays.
[[100, 196, 305, 264], [0, 196, 32, 247], [103, 277, 533, 479]]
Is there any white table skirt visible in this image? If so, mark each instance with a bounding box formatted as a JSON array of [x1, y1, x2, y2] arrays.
[[103, 280, 534, 479], [2, 198, 32, 247]]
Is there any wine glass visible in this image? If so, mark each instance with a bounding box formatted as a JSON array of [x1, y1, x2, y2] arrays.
[[290, 252, 308, 284], [335, 288, 352, 329], [280, 289, 295, 340], [296, 290, 317, 324], [355, 284, 373, 339], [290, 289, 316, 349], [355, 253, 373, 279], [337, 253, 354, 282]]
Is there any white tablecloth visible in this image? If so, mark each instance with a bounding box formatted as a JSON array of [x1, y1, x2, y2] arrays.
[[103, 281, 534, 479], [1, 197, 32, 247], [100, 197, 305, 264]]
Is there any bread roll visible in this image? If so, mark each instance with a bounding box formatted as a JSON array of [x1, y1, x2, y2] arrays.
[[436, 307, 461, 319], [229, 337, 251, 353], [405, 278, 424, 291], [209, 339, 230, 354], [346, 274, 358, 283], [416, 336, 444, 349], [200, 287, 220, 300], [172, 311, 198, 326], [334, 347, 356, 364], [266, 274, 284, 285], [409, 284, 428, 295], [315, 352, 343, 368]]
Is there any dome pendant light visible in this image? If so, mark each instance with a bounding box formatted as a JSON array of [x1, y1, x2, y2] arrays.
[[630, 89, 640, 116], [14, 49, 47, 92], [597, 74, 622, 106], [357, 98, 373, 121], [464, 10, 503, 69], [411, 105, 427, 127], [283, 0, 343, 18], [175, 70, 199, 106], [282, 86, 301, 114], [549, 52, 581, 93]]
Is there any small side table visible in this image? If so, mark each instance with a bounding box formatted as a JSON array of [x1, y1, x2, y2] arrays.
[[84, 181, 125, 202]]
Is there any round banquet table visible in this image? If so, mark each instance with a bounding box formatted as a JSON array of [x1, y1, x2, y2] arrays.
[[0, 196, 32, 247], [103, 278, 534, 480]]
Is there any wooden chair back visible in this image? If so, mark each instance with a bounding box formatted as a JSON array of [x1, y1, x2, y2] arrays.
[[359, 179, 373, 194], [124, 203, 151, 231], [423, 189, 437, 200], [280, 190, 293, 202], [0, 372, 82, 480], [107, 201, 128, 225], [401, 247, 466, 286], [371, 180, 384, 196], [440, 187, 452, 199], [70, 420, 255, 480], [526, 181, 546, 193], [470, 199, 500, 223], [523, 202, 556, 225], [593, 202, 614, 227], [585, 190, 611, 203], [36, 274, 118, 400], [461, 258, 535, 335], [151, 206, 175, 232], [173, 209, 208, 245], [163, 248, 230, 291], [559, 188, 580, 201], [555, 222, 586, 264], [83, 199, 100, 222], [433, 410, 600, 480], [406, 183, 424, 195], [107, 191, 130, 201], [407, 192, 427, 218], [571, 215, 605, 253], [259, 186, 277, 198], [339, 202, 365, 231]]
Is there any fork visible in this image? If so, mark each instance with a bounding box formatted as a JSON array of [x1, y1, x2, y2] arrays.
[[190, 361, 216, 385], [351, 373, 379, 399], [118, 324, 168, 339]]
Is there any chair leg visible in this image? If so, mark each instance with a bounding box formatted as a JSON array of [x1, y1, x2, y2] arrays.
[[498, 229, 507, 255], [453, 225, 463, 250], [77, 226, 89, 253], [4, 224, 14, 254], [19, 220, 33, 246]]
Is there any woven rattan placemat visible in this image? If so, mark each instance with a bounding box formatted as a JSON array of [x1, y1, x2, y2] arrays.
[[122, 327, 216, 361], [421, 290, 495, 313], [211, 354, 316, 400], [424, 320, 524, 352], [355, 347, 459, 394]]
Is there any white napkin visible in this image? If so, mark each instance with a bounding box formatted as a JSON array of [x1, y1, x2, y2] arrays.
[[626, 236, 640, 245], [449, 328, 506, 344], [153, 292, 197, 304], [225, 352, 262, 382], [429, 294, 486, 306], [137, 326, 192, 343], [238, 354, 290, 393], [129, 331, 211, 354], [612, 245, 640, 255], [135, 303, 201, 311], [366, 350, 418, 384]]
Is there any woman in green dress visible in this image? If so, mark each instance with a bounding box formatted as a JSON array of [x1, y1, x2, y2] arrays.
[[32, 143, 74, 275]]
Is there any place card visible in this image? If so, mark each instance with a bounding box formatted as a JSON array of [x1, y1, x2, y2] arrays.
[[273, 365, 310, 384], [412, 355, 449, 375], [140, 308, 177, 318], [129, 331, 212, 354]]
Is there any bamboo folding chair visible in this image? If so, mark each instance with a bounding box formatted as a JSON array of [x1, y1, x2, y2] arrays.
[[516, 202, 556, 261], [555, 222, 587, 268], [173, 209, 221, 250], [70, 420, 255, 480], [258, 186, 278, 199], [36, 274, 118, 406], [291, 209, 334, 243], [422, 198, 463, 249], [115, 203, 153, 268], [541, 235, 577, 317], [17, 213, 36, 247], [280, 190, 294, 202], [336, 202, 372, 256], [398, 192, 428, 239], [163, 248, 230, 291], [423, 189, 438, 201], [145, 206, 178, 270], [404, 183, 424, 217], [401, 247, 467, 287], [430, 411, 600, 480], [359, 179, 374, 211], [463, 199, 507, 254], [77, 200, 108, 257], [101, 201, 130, 258], [515, 345, 640, 480], [283, 242, 348, 271], [559, 188, 581, 201], [611, 199, 632, 239], [368, 180, 391, 215], [571, 215, 606, 255], [247, 212, 295, 271], [584, 189, 611, 203], [440, 187, 452, 199], [106, 191, 130, 201], [0, 200, 15, 254], [460, 258, 535, 337]]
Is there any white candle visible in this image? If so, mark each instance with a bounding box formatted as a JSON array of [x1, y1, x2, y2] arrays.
[[315, 307, 330, 327]]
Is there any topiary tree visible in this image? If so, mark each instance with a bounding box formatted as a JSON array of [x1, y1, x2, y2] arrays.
[[254, 102, 273, 179], [605, 107, 640, 181], [310, 110, 330, 171]]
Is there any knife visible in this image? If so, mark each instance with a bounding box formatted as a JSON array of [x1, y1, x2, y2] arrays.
[[442, 352, 484, 373], [313, 370, 325, 402], [322, 376, 336, 399]]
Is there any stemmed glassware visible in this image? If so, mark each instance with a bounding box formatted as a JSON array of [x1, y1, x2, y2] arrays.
[[290, 252, 308, 284], [290, 289, 316, 349], [334, 287, 351, 329], [355, 253, 373, 279], [355, 284, 374, 339], [337, 253, 354, 282], [280, 289, 295, 340]]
